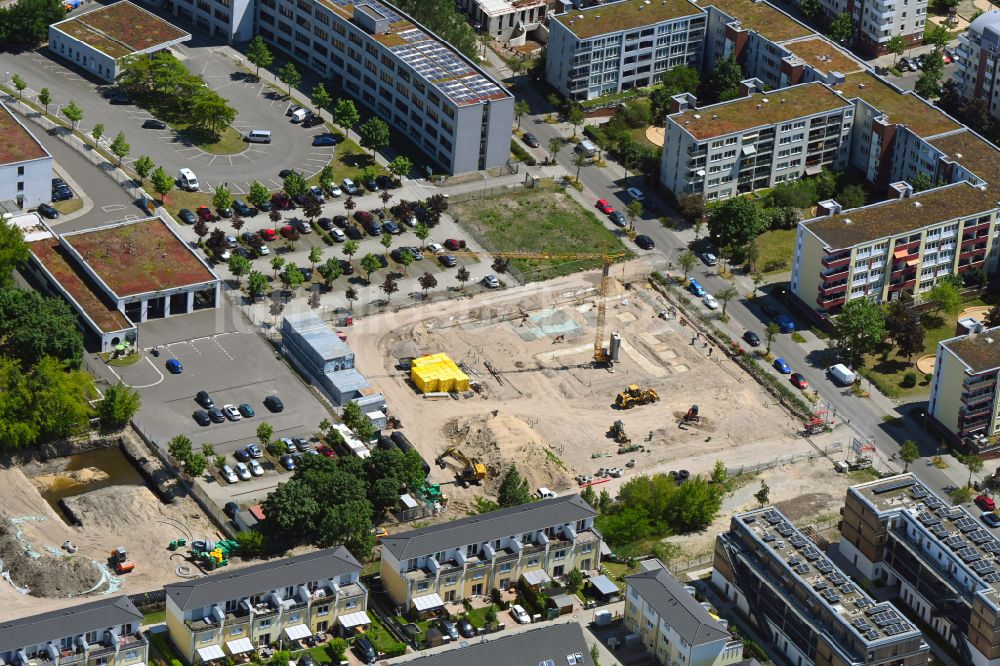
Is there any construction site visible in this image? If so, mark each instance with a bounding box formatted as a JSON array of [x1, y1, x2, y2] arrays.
[[350, 264, 843, 515]]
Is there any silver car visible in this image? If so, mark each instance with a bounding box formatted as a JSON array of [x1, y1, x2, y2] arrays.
[[235, 462, 251, 481], [221, 465, 238, 484]]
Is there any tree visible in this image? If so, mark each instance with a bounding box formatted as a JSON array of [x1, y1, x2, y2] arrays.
[[899, 440, 919, 472], [831, 298, 886, 367], [228, 253, 251, 285], [358, 117, 390, 156], [381, 275, 399, 303], [827, 12, 853, 44], [256, 422, 274, 449], [97, 382, 140, 429], [270, 255, 285, 280], [62, 100, 83, 130], [985, 303, 1000, 329], [909, 172, 933, 193], [168, 434, 193, 464], [626, 199, 644, 231], [342, 239, 360, 263], [190, 90, 237, 134], [213, 185, 233, 214], [184, 453, 206, 477], [247, 181, 270, 210], [345, 286, 358, 313], [247, 270, 268, 299], [283, 170, 308, 200], [150, 166, 174, 204], [567, 104, 584, 137], [548, 135, 566, 158], [380, 232, 393, 257], [678, 250, 697, 279], [581, 483, 597, 508], [193, 220, 209, 242], [927, 279, 961, 315], [245, 35, 273, 77], [311, 82, 331, 117], [0, 289, 83, 368], [456, 265, 471, 292], [514, 99, 529, 128], [419, 271, 437, 299], [717, 283, 739, 317], [11, 74, 26, 100], [234, 530, 264, 556], [387, 156, 412, 184], [926, 24, 950, 49], [414, 222, 430, 246], [360, 253, 382, 283], [0, 216, 30, 288], [765, 321, 780, 354], [379, 190, 394, 213], [37, 87, 51, 114], [800, 0, 822, 20], [497, 466, 532, 507], [132, 155, 154, 184], [201, 443, 216, 459], [566, 568, 584, 593], [649, 67, 700, 121], [754, 480, 770, 507], [308, 246, 324, 273], [278, 62, 301, 97], [834, 183, 866, 209], [318, 258, 343, 288], [887, 35, 905, 66], [963, 453, 984, 487], [703, 57, 742, 103], [709, 197, 767, 260], [915, 54, 944, 100], [396, 248, 414, 275], [334, 99, 360, 138], [282, 262, 305, 291]]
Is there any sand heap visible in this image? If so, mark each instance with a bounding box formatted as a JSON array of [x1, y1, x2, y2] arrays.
[[443, 410, 574, 495], [0, 517, 102, 597], [62, 485, 175, 536], [32, 467, 110, 490]]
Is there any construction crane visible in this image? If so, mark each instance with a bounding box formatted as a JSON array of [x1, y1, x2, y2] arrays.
[[441, 250, 627, 365], [435, 446, 487, 485]]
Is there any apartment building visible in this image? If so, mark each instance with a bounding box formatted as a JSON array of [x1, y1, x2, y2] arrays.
[[660, 81, 853, 200], [545, 0, 706, 101], [395, 623, 595, 666], [840, 474, 1000, 666], [379, 494, 602, 610], [928, 326, 1000, 453], [167, 0, 254, 41], [164, 548, 368, 663], [713, 506, 929, 665], [953, 12, 1000, 119], [0, 596, 148, 666], [253, 0, 513, 174], [847, 0, 927, 58], [701, 0, 812, 75], [455, 0, 546, 45], [624, 560, 744, 666], [0, 102, 52, 209], [791, 180, 997, 314]]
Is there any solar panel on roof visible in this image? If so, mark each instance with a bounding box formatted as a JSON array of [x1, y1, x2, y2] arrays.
[[872, 611, 902, 626], [930, 524, 950, 538], [985, 572, 1000, 583], [917, 512, 941, 526], [822, 589, 840, 603], [763, 510, 782, 524], [959, 547, 982, 562], [839, 583, 856, 594], [926, 497, 944, 509], [884, 623, 909, 636], [970, 529, 993, 544], [872, 477, 915, 494], [864, 629, 880, 641], [856, 598, 873, 609], [762, 533, 775, 542], [983, 539, 1000, 554], [911, 485, 929, 499], [813, 580, 828, 590], [955, 516, 979, 532], [795, 563, 811, 574], [790, 534, 808, 547], [944, 535, 967, 550], [815, 559, 833, 572], [852, 618, 870, 630], [802, 546, 821, 561], [829, 572, 847, 585], [777, 523, 794, 536], [972, 559, 996, 574]]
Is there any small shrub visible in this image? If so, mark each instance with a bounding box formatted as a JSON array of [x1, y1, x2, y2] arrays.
[[924, 373, 933, 382], [901, 371, 917, 388], [791, 332, 806, 343], [382, 643, 407, 658]]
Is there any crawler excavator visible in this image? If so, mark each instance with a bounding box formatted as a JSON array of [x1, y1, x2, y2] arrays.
[[435, 447, 487, 486]]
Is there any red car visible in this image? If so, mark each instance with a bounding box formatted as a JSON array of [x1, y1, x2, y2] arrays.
[[354, 210, 374, 224], [790, 373, 809, 389], [316, 445, 336, 458], [280, 224, 297, 238], [976, 495, 996, 511], [196, 205, 214, 222], [444, 238, 466, 251], [595, 199, 614, 214], [259, 228, 276, 241], [271, 192, 294, 210]]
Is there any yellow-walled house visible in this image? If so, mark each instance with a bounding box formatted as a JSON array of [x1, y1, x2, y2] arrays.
[[164, 548, 367, 664], [380, 494, 602, 611]]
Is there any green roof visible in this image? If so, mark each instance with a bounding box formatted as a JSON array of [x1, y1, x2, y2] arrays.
[[53, 1, 188, 59], [0, 103, 47, 166], [705, 0, 811, 42], [553, 0, 703, 39], [835, 72, 959, 138]]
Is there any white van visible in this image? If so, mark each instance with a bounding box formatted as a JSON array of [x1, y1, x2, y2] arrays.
[[290, 108, 310, 123], [537, 487, 557, 500], [828, 364, 857, 386], [178, 168, 199, 191], [245, 129, 271, 143]]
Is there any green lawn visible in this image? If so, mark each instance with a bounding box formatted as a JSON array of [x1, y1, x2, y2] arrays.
[[53, 197, 83, 215], [755, 229, 796, 274], [142, 608, 166, 626], [451, 182, 630, 281]]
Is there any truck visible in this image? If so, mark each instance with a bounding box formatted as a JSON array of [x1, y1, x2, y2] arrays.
[[828, 364, 856, 386]]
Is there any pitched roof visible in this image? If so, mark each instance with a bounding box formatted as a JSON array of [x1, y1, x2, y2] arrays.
[[0, 596, 141, 653], [164, 547, 360, 611], [397, 623, 592, 666], [625, 563, 731, 646], [382, 495, 596, 560]]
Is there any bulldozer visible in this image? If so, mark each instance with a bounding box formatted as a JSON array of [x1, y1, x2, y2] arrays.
[[615, 384, 660, 410], [109, 546, 134, 574], [435, 447, 487, 486], [611, 420, 630, 445]]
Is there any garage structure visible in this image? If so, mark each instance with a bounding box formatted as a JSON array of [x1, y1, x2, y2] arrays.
[[24, 215, 220, 352], [48, 1, 190, 83]]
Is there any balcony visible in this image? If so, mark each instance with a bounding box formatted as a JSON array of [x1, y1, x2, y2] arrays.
[[404, 567, 433, 582], [965, 374, 996, 389], [338, 581, 367, 600], [687, 146, 706, 156], [521, 543, 546, 557], [822, 253, 850, 270], [251, 603, 279, 620], [59, 653, 85, 666], [959, 246, 988, 260], [87, 646, 116, 661], [818, 280, 848, 297], [888, 278, 916, 291], [185, 617, 216, 631]]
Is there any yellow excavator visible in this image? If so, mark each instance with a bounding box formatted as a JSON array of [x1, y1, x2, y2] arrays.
[[435, 447, 487, 486], [615, 384, 660, 409]]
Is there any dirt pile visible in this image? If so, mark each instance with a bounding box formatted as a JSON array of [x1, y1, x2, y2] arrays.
[[443, 410, 574, 495], [32, 467, 110, 490], [0, 517, 102, 597], [61, 485, 179, 537]]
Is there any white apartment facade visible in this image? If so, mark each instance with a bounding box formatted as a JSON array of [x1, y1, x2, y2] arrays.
[[954, 12, 1000, 119], [456, 0, 546, 45], [545, 0, 706, 101]]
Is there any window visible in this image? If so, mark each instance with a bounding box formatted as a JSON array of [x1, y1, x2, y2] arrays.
[[417, 581, 430, 591], [528, 557, 540, 566], [316, 605, 329, 614], [345, 599, 359, 609]]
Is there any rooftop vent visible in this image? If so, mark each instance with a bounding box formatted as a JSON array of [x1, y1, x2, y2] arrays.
[[645, 0, 652, 4], [712, 114, 719, 119], [913, 201, 922, 207], [780, 98, 786, 103], [693, 113, 702, 119], [578, 14, 584, 18], [858, 83, 866, 89], [844, 218, 853, 225], [756, 104, 762, 109], [988, 337, 995, 344], [957, 152, 964, 159], [596, 14, 601, 18], [762, 97, 770, 103]]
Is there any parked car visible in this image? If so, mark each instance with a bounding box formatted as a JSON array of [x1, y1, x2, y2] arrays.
[[219, 465, 239, 484], [224, 235, 238, 248], [510, 604, 531, 624], [340, 259, 355, 275], [444, 238, 466, 251], [193, 410, 210, 426], [309, 185, 325, 203], [382, 220, 401, 235], [626, 187, 646, 201], [522, 132, 540, 148], [743, 331, 761, 347], [246, 443, 263, 458], [259, 228, 277, 241], [234, 462, 251, 481], [439, 255, 457, 268], [976, 495, 997, 511], [196, 206, 214, 222], [436, 619, 459, 641], [331, 229, 346, 242], [233, 199, 255, 216], [280, 224, 297, 239], [37, 203, 59, 219], [634, 235, 654, 249], [355, 210, 374, 225], [312, 133, 337, 147], [166, 359, 183, 374], [224, 502, 239, 518], [342, 178, 361, 195], [354, 637, 377, 664], [791, 373, 809, 389], [365, 178, 379, 192], [332, 215, 348, 228], [279, 454, 296, 471], [317, 445, 336, 458], [222, 404, 241, 421], [217, 205, 233, 218], [196, 391, 214, 408], [702, 252, 718, 266], [773, 357, 792, 374], [595, 199, 614, 214], [774, 314, 796, 333], [688, 278, 705, 297], [483, 274, 500, 289], [365, 220, 381, 236], [257, 200, 273, 213], [248, 459, 264, 476], [983, 512, 1000, 528], [377, 175, 395, 190], [270, 192, 294, 210], [426, 242, 445, 254], [264, 395, 284, 412], [456, 618, 475, 638], [296, 219, 313, 234], [703, 294, 719, 309], [609, 211, 626, 227], [405, 247, 424, 260], [234, 448, 250, 462], [208, 407, 225, 422]]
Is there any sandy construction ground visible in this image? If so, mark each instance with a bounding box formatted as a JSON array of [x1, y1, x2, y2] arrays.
[[350, 266, 838, 516], [0, 461, 219, 620]]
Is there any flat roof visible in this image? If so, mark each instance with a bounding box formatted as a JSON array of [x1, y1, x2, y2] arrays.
[[803, 182, 995, 249], [705, 0, 812, 43], [942, 327, 1000, 373], [850, 475, 1000, 594], [0, 102, 49, 166], [52, 1, 189, 59], [931, 130, 1000, 194], [313, 0, 509, 107], [782, 37, 863, 76], [477, 0, 546, 18], [61, 217, 216, 298], [671, 82, 850, 140], [834, 72, 959, 138], [30, 238, 132, 333], [553, 0, 703, 40]]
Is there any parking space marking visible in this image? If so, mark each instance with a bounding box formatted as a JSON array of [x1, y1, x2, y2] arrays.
[[213, 337, 236, 361], [102, 204, 126, 212]]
